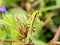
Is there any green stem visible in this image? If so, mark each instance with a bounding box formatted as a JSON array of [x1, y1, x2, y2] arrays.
[[40, 5, 60, 12]]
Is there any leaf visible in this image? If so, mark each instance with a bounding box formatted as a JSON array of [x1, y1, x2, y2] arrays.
[[9, 28, 20, 40], [40, 5, 60, 12], [8, 8, 26, 14], [4, 0, 19, 5], [0, 7, 27, 40], [32, 37, 47, 45], [0, 14, 21, 40], [53, 16, 60, 25], [4, 14, 18, 28], [7, 8, 27, 26], [56, 0, 60, 5], [0, 15, 18, 30], [3, 25, 11, 38], [0, 30, 6, 40], [5, 0, 19, 3]]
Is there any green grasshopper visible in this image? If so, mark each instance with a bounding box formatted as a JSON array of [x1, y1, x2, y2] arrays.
[[27, 10, 40, 39]]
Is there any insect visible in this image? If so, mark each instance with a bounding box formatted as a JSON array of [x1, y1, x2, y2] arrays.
[[18, 10, 40, 41], [27, 10, 40, 28], [27, 10, 40, 39]]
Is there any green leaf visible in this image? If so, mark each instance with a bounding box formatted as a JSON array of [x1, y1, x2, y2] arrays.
[[0, 30, 6, 40], [53, 16, 60, 25], [56, 0, 60, 5], [5, 0, 19, 3], [8, 8, 26, 15], [9, 28, 20, 40], [40, 5, 60, 11], [4, 14, 18, 28], [4, 0, 19, 5], [0, 15, 18, 30], [32, 37, 47, 45], [0, 14, 21, 40], [7, 8, 27, 26]]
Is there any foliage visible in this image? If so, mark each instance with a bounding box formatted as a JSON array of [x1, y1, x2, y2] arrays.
[[0, 0, 60, 45]]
